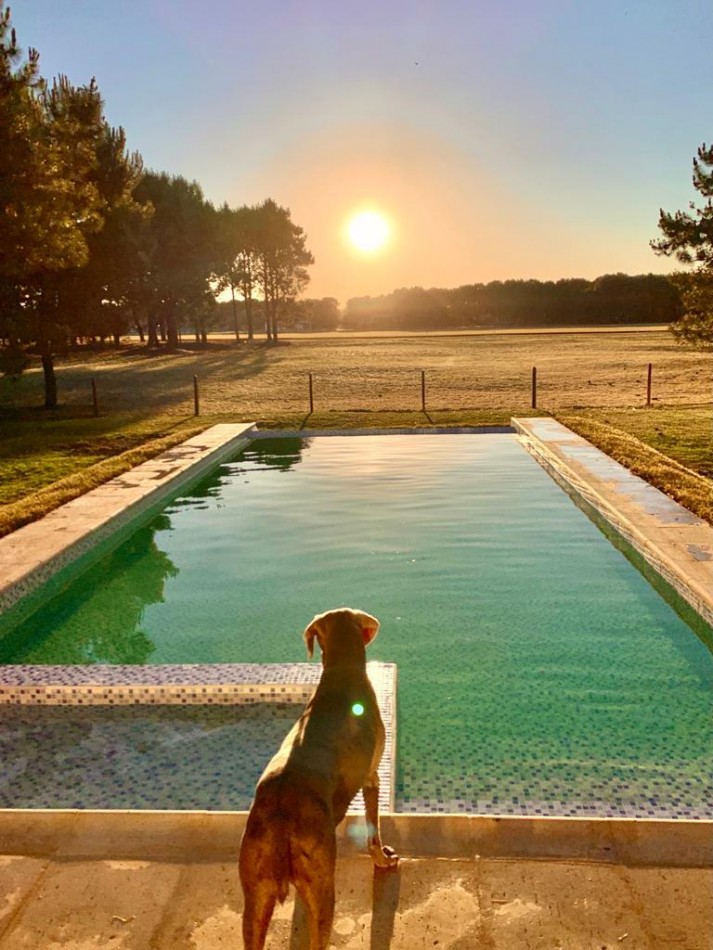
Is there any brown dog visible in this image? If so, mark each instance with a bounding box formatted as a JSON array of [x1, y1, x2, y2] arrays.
[[239, 607, 399, 949]]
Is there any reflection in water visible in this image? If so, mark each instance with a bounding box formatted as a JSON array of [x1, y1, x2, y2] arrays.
[[1, 516, 178, 664], [237, 437, 305, 472]]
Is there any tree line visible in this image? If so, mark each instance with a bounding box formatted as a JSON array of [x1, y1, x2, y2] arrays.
[[343, 274, 680, 332], [0, 6, 314, 407]]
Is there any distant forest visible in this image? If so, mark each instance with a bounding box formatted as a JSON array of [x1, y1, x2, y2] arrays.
[[342, 274, 680, 332]]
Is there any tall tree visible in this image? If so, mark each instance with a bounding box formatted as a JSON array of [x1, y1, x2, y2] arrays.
[[33, 75, 107, 406], [651, 143, 713, 348], [134, 172, 218, 348], [0, 8, 99, 280], [253, 199, 314, 342], [0, 7, 145, 405], [215, 204, 261, 341]]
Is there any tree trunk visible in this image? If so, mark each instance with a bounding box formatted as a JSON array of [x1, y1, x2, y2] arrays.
[[165, 299, 178, 347], [244, 298, 254, 340], [134, 321, 145, 343], [231, 285, 240, 341], [147, 314, 159, 347], [41, 347, 58, 410]]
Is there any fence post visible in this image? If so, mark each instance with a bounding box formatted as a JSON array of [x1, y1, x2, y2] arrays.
[[308, 372, 314, 413], [531, 366, 537, 409], [193, 375, 200, 416], [421, 370, 426, 412], [646, 362, 652, 407], [91, 377, 99, 417]]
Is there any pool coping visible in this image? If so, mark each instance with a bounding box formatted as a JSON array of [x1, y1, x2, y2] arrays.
[[512, 417, 713, 631], [0, 809, 709, 868]]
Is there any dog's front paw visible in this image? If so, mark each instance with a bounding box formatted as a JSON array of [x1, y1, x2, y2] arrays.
[[369, 842, 400, 869]]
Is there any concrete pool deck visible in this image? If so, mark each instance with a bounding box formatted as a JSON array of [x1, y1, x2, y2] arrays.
[[0, 812, 711, 948]]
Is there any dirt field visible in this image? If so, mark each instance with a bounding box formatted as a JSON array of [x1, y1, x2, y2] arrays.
[[1, 328, 710, 417]]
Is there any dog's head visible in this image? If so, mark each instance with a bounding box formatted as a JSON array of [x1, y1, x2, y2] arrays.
[[303, 607, 380, 664]]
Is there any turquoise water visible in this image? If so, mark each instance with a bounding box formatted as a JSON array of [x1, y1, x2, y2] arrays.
[[2, 434, 712, 816]]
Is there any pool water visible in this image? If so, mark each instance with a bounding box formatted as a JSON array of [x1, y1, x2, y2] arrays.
[[2, 434, 712, 817]]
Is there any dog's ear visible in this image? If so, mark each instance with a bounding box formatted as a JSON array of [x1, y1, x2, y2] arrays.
[[351, 610, 380, 646], [303, 615, 323, 658]]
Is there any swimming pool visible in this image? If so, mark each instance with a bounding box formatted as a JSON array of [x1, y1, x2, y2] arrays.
[[1, 433, 711, 818]]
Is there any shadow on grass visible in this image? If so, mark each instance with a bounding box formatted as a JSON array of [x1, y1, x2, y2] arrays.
[[0, 342, 277, 416]]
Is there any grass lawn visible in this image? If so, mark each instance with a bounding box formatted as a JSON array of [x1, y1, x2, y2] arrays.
[[0, 329, 710, 533], [1, 328, 710, 415]]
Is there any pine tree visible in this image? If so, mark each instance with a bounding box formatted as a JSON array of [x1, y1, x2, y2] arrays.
[[652, 144, 713, 348]]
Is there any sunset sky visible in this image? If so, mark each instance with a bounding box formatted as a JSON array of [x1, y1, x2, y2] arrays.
[[16, 1, 713, 304]]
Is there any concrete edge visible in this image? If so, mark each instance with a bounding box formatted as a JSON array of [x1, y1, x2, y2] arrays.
[[511, 417, 713, 630], [0, 810, 709, 868]]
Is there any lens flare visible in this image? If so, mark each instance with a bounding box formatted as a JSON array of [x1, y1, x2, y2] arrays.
[[351, 702, 365, 716]]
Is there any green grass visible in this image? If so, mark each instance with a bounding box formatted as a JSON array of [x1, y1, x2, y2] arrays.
[[556, 406, 713, 478], [556, 407, 713, 524], [0, 413, 215, 536]]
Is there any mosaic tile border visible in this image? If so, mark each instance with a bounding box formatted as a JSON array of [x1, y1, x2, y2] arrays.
[[398, 798, 713, 821]]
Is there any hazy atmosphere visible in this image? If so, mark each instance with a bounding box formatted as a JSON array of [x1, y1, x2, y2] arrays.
[[15, 0, 713, 303]]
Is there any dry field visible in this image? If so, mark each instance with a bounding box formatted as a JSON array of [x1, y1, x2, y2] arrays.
[[1, 328, 710, 417]]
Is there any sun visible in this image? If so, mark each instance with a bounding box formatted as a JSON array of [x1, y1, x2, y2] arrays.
[[347, 210, 390, 253]]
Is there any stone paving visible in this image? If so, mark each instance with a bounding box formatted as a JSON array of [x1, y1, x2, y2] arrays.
[[0, 851, 710, 948]]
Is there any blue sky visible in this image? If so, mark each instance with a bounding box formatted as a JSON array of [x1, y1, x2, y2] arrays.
[[14, 0, 713, 303]]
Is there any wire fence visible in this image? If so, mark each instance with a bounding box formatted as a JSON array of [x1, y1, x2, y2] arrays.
[[76, 362, 706, 417]]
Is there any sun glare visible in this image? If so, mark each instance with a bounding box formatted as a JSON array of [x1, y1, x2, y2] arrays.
[[347, 210, 390, 253]]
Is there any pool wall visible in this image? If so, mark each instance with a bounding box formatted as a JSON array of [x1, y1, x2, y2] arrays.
[[0, 809, 710, 867]]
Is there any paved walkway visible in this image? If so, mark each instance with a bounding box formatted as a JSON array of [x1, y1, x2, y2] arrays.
[[1, 851, 711, 949]]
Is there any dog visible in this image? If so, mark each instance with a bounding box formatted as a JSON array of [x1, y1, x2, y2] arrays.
[[239, 607, 399, 949]]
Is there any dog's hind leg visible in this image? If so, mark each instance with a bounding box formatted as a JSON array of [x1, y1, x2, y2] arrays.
[[291, 835, 336, 950], [241, 879, 278, 950]]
